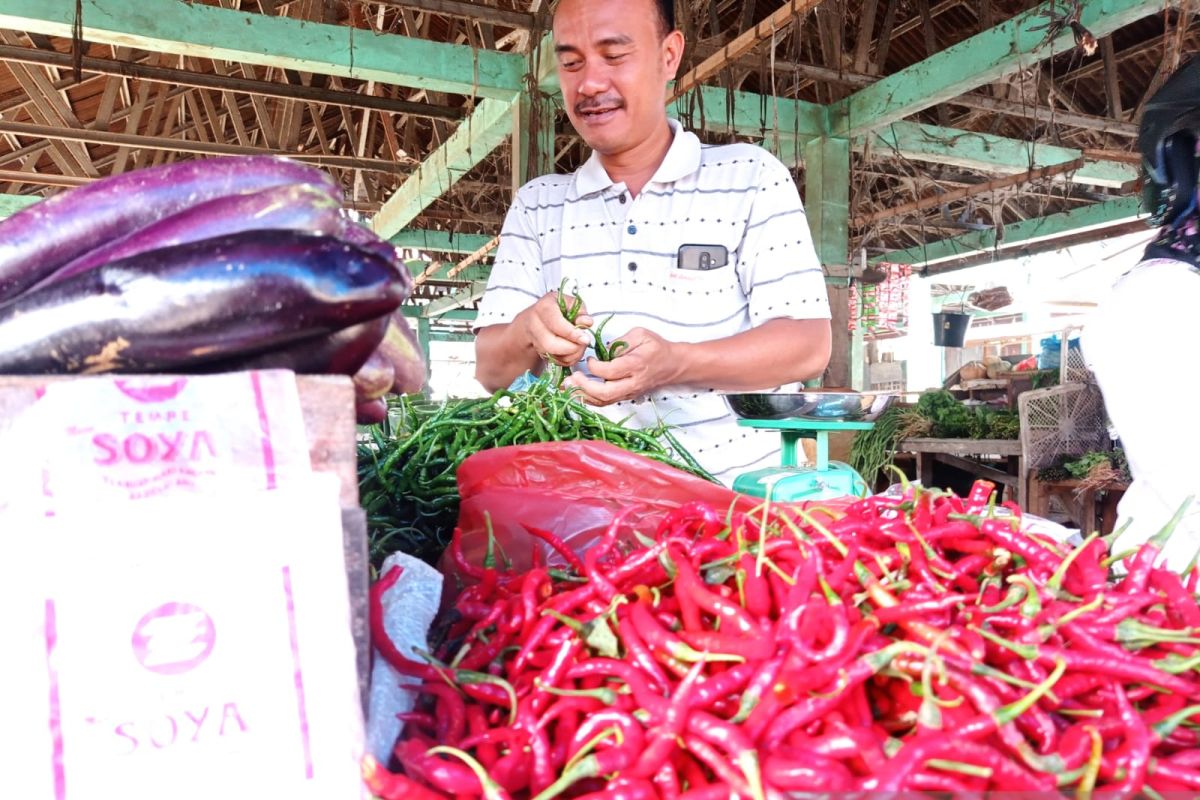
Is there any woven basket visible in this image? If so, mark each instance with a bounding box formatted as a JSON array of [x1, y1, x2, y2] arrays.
[[1018, 383, 1110, 470]]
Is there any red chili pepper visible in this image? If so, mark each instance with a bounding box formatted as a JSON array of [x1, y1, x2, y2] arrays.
[[870, 593, 969, 625], [651, 761, 681, 800], [1119, 500, 1191, 594], [763, 642, 913, 750], [628, 662, 705, 779], [449, 527, 486, 580], [615, 605, 677, 687], [976, 517, 1062, 576], [362, 755, 449, 800], [394, 738, 482, 795], [1149, 567, 1200, 628], [1151, 759, 1200, 789], [672, 554, 762, 636], [522, 523, 587, 575], [571, 779, 659, 800], [370, 567, 442, 682]]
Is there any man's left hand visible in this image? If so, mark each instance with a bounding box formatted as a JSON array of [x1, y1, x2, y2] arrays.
[[564, 327, 682, 406]]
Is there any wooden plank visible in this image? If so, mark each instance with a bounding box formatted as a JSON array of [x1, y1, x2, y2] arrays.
[[111, 77, 151, 175], [916, 0, 949, 126], [934, 452, 1018, 486], [669, 0, 826, 102], [871, 0, 899, 74], [0, 119, 413, 175], [852, 0, 880, 73], [900, 438, 1024, 456], [375, 0, 536, 29], [1101, 36, 1123, 119], [91, 73, 124, 130], [0, 42, 466, 121], [0, 0, 525, 99], [853, 158, 1085, 227]]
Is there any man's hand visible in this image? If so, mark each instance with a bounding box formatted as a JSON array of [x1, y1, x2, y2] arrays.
[[519, 291, 595, 367], [564, 327, 681, 406]]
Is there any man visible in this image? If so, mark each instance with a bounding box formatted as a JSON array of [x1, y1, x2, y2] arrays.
[[1086, 56, 1200, 568], [473, 0, 832, 485]]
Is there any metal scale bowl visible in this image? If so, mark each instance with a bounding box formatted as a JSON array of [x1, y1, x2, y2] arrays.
[[726, 391, 896, 502]]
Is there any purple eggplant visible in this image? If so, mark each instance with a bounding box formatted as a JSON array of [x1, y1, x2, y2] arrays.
[[0, 156, 341, 304], [35, 183, 344, 290], [335, 216, 413, 297], [0, 230, 407, 375], [198, 315, 390, 377]]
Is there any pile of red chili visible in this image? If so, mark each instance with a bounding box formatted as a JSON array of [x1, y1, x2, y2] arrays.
[[364, 480, 1200, 799]]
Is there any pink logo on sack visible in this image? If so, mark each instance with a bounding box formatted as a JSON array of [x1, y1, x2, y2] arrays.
[[131, 603, 216, 676], [114, 378, 189, 404]]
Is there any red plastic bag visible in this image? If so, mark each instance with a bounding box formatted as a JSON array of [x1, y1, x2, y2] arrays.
[[445, 441, 859, 584], [446, 441, 757, 578]]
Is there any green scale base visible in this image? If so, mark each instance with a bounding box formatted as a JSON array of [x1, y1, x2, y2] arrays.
[[731, 418, 875, 502]]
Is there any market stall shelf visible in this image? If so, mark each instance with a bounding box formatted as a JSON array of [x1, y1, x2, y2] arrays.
[[1028, 476, 1129, 535], [900, 436, 1025, 507]]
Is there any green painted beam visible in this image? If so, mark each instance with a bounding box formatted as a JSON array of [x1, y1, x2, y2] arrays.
[[421, 280, 489, 318], [430, 331, 476, 343], [402, 307, 478, 321], [830, 0, 1162, 136], [875, 196, 1146, 266], [392, 230, 498, 254], [670, 86, 823, 141], [0, 0, 524, 99], [0, 194, 39, 218], [403, 259, 490, 282], [371, 34, 559, 239], [867, 121, 1136, 189], [372, 98, 514, 238]]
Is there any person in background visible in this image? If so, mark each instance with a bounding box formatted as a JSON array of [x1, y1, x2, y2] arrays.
[[1086, 55, 1200, 569], [472, 0, 832, 485]]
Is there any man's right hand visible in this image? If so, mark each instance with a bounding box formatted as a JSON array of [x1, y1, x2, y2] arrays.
[[518, 291, 594, 368]]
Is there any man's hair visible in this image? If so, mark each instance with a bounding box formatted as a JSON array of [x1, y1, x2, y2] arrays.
[[653, 0, 677, 37]]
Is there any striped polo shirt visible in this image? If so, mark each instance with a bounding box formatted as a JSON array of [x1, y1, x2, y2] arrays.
[[475, 120, 831, 485]]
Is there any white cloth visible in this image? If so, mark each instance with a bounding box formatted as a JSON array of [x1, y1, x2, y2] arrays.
[[475, 120, 831, 485], [1085, 256, 1200, 568]]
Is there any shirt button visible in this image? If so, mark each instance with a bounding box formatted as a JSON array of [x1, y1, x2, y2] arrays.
[[627, 262, 638, 272], [619, 193, 627, 204], [627, 224, 638, 235]]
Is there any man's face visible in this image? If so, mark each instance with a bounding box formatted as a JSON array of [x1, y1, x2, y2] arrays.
[[553, 0, 684, 158]]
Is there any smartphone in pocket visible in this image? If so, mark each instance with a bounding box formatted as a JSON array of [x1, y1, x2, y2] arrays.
[[677, 244, 729, 271]]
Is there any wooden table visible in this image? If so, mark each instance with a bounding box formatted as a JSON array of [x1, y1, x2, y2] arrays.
[[1028, 477, 1129, 535], [899, 437, 1025, 508]]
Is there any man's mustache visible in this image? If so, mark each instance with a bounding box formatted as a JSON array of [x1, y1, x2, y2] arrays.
[[575, 97, 624, 114]]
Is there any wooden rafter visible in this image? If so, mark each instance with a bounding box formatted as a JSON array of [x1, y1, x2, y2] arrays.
[[853, 158, 1086, 227], [0, 119, 415, 174], [0, 43, 464, 120], [669, 0, 826, 102]]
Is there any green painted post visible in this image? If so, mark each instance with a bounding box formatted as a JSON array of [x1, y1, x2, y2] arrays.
[[804, 136, 851, 270], [416, 317, 433, 392], [513, 94, 555, 195], [804, 135, 864, 390]]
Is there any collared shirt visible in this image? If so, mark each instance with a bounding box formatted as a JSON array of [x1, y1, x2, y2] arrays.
[[1086, 255, 1200, 569], [475, 120, 831, 485]]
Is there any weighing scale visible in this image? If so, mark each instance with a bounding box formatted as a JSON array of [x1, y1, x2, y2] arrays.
[[731, 417, 875, 502]]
